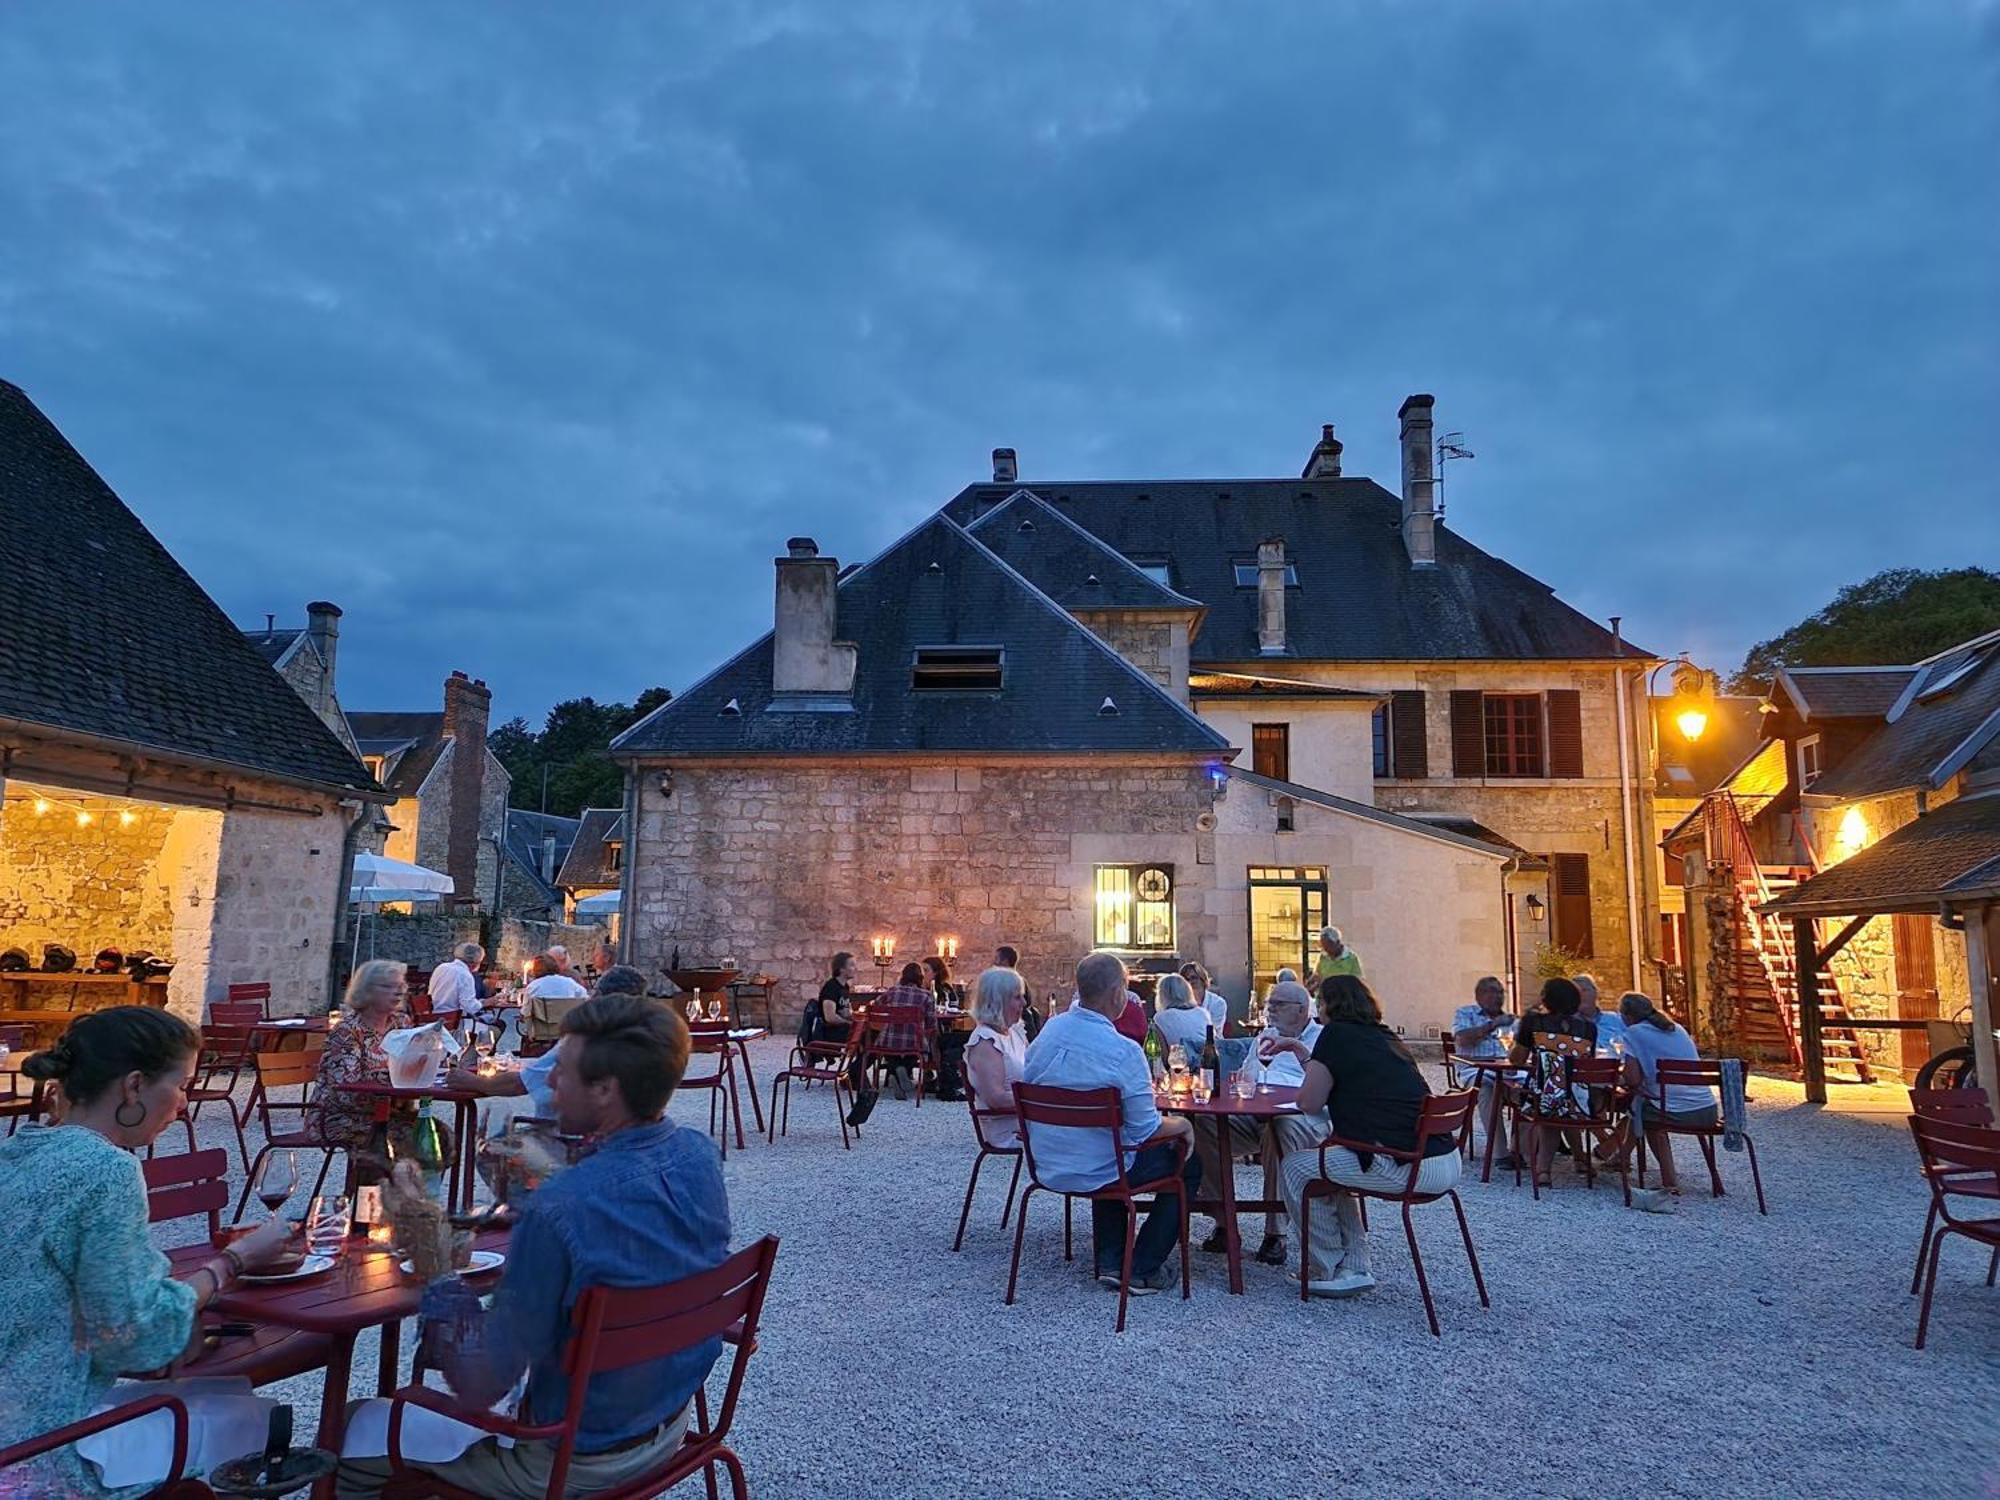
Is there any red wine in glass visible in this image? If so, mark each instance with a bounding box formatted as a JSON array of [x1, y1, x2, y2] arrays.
[[255, 1151, 299, 1214]]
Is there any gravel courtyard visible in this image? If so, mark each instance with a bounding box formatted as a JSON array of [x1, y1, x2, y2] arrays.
[[159, 1040, 1997, 1500]]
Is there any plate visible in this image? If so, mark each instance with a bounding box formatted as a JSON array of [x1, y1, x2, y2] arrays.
[[241, 1253, 337, 1283], [400, 1249, 506, 1277]]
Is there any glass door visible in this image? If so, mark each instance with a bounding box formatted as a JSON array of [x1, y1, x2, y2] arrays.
[[1247, 866, 1327, 998]]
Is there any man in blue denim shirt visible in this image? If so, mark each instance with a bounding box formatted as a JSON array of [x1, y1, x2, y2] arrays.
[[339, 994, 731, 1498]]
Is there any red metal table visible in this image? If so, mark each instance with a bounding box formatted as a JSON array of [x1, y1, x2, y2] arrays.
[[338, 1080, 485, 1213], [249, 1017, 330, 1051], [1156, 1084, 1302, 1294], [1449, 1055, 1523, 1182], [171, 1228, 509, 1496]]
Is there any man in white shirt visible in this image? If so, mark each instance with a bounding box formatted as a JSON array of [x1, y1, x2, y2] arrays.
[[429, 942, 485, 1026], [1452, 975, 1518, 1166], [1196, 979, 1322, 1267], [1022, 951, 1197, 1293], [1572, 973, 1627, 1057]]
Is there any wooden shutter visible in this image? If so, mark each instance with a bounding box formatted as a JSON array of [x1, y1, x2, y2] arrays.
[[1892, 914, 1939, 1015], [1390, 690, 1428, 778], [1546, 689, 1583, 778], [1551, 853, 1594, 958], [1449, 691, 1484, 777]]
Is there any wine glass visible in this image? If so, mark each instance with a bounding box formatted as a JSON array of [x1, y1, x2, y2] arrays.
[[252, 1151, 299, 1215]]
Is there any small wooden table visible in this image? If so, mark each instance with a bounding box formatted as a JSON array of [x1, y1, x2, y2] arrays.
[[173, 1229, 509, 1496], [1156, 1084, 1302, 1294], [338, 1079, 485, 1213]]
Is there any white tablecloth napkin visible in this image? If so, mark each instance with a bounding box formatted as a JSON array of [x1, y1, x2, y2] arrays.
[[340, 1394, 517, 1463], [77, 1378, 272, 1490]]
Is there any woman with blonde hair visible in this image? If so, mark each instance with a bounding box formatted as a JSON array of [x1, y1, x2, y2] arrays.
[[963, 967, 1029, 1148], [1152, 972, 1213, 1059], [310, 960, 448, 1173]]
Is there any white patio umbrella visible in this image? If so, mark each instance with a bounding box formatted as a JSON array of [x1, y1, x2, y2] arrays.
[[347, 852, 455, 964], [573, 890, 621, 917]]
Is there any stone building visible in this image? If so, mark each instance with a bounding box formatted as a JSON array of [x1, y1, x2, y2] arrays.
[[0, 380, 388, 1018], [555, 806, 624, 920], [613, 396, 1654, 1033]]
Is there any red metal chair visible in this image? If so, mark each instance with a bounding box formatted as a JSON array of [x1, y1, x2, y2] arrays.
[[379, 1236, 780, 1500], [861, 1002, 936, 1106], [1633, 1057, 1768, 1215], [223, 983, 272, 1014], [1296, 1089, 1488, 1336], [235, 1049, 339, 1220], [684, 1020, 746, 1157], [952, 1056, 1023, 1252], [0, 1392, 215, 1498], [0, 1023, 41, 1135], [1007, 1083, 1191, 1333], [1905, 1115, 2000, 1349], [1505, 1049, 1625, 1200], [1907, 1089, 1996, 1296], [767, 1023, 866, 1150]]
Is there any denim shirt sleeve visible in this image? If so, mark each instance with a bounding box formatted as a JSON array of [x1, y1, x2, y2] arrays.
[[454, 1202, 570, 1405]]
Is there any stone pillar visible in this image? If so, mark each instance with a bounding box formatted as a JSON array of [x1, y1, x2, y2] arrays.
[[443, 672, 491, 907]]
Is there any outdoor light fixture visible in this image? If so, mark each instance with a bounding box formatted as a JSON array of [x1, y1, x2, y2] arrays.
[[935, 935, 959, 961], [1650, 655, 1718, 744], [33, 798, 49, 815], [1836, 806, 1869, 860], [1525, 893, 1546, 922], [75, 810, 92, 827], [119, 809, 136, 826], [870, 935, 896, 962]]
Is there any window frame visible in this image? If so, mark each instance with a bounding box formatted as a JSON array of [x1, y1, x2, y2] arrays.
[[1371, 704, 1391, 778], [1482, 693, 1546, 778], [1797, 734, 1822, 789], [1231, 560, 1299, 588], [1250, 722, 1291, 782], [1093, 862, 1176, 951], [910, 645, 1005, 693]]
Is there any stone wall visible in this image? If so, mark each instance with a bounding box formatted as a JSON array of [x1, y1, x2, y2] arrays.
[[1196, 699, 1378, 804], [203, 802, 348, 1016], [343, 913, 614, 990], [0, 787, 182, 960], [624, 758, 1220, 1019], [1074, 613, 1191, 703], [400, 743, 511, 910]]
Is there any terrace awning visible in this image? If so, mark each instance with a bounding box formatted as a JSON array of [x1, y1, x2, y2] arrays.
[[348, 851, 454, 905]]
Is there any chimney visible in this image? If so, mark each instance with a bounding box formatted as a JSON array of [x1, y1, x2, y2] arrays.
[[1301, 423, 1343, 479], [1257, 536, 1288, 656], [991, 448, 1018, 484], [442, 671, 493, 906], [773, 538, 859, 697], [1398, 394, 1437, 568], [540, 832, 558, 881], [305, 601, 341, 715]]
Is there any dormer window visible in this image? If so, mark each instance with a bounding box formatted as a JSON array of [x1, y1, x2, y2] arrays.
[[1128, 557, 1173, 586], [1798, 735, 1822, 789], [1232, 560, 1299, 587], [606, 841, 623, 873], [912, 646, 1003, 692]]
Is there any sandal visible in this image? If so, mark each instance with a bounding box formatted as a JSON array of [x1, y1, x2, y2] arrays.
[[1254, 1233, 1288, 1266]]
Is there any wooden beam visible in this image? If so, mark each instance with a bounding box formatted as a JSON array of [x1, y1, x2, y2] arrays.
[[1964, 904, 1999, 1102], [1793, 915, 1827, 1105], [1817, 913, 1871, 964]]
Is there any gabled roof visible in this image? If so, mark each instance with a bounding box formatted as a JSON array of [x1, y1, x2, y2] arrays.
[[965, 490, 1204, 614], [1190, 671, 1382, 702], [1761, 792, 2000, 916], [1230, 768, 1512, 858], [0, 380, 377, 796], [1773, 665, 1918, 722], [1807, 640, 2000, 802], [346, 711, 448, 795], [501, 809, 581, 906], [942, 478, 1644, 663], [243, 627, 307, 668], [556, 807, 625, 889], [613, 514, 1231, 759]]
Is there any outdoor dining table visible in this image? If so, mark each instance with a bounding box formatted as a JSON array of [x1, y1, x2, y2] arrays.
[[1449, 1055, 1523, 1182], [338, 1079, 485, 1214], [1155, 1082, 1301, 1295], [249, 1016, 330, 1051], [170, 1228, 509, 1496], [726, 1027, 770, 1134]]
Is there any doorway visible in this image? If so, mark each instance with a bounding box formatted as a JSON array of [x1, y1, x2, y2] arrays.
[[1247, 866, 1327, 998]]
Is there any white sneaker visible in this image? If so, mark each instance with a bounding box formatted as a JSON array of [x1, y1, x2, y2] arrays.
[[1629, 1187, 1677, 1214], [1306, 1270, 1376, 1298]]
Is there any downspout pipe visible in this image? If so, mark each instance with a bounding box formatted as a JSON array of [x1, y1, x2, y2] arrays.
[[1610, 619, 1644, 991], [326, 800, 369, 1012]]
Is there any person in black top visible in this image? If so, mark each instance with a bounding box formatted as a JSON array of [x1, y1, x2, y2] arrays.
[[1507, 977, 1598, 1189], [807, 952, 878, 1126], [1277, 975, 1462, 1299], [994, 945, 1041, 1039]]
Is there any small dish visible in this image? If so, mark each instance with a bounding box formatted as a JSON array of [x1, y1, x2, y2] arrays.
[[399, 1249, 506, 1277], [240, 1253, 337, 1284]]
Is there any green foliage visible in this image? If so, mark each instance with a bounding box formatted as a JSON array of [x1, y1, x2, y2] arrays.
[[1530, 943, 1588, 983], [491, 688, 671, 818], [1730, 567, 2000, 693]]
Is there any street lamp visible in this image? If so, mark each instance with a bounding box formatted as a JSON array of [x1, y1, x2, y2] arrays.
[[1650, 655, 1718, 745]]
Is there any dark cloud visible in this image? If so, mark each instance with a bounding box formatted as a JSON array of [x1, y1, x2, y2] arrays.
[[3, 1, 1994, 715]]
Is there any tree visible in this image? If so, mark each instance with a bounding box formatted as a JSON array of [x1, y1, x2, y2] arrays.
[[490, 688, 672, 817], [1730, 568, 2000, 692]]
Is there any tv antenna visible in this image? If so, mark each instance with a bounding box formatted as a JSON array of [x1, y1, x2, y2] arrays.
[[1436, 431, 1474, 523]]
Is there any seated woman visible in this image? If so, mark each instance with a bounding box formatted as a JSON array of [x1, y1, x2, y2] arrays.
[[962, 966, 1029, 1148], [1594, 992, 1716, 1194], [1178, 962, 1229, 1032], [1152, 972, 1215, 1060], [519, 951, 589, 1049], [1507, 977, 1600, 1190], [924, 955, 966, 1100], [873, 962, 939, 1101], [0, 1007, 296, 1496], [310, 959, 447, 1175], [1276, 976, 1461, 1299]]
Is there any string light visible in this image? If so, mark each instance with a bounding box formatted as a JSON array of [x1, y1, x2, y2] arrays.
[[119, 809, 137, 826], [33, 798, 49, 815], [75, 810, 93, 827]]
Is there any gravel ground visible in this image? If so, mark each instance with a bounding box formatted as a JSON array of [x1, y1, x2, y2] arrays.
[[152, 1042, 1998, 1500]]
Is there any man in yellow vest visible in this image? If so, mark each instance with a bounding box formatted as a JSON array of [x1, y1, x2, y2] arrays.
[[1308, 926, 1363, 994]]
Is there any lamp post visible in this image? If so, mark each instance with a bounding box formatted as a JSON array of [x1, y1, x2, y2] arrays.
[[1649, 655, 1719, 752]]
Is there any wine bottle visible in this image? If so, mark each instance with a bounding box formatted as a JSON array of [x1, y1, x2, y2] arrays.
[[1142, 1024, 1164, 1082], [411, 1101, 448, 1203], [1201, 1025, 1222, 1097]]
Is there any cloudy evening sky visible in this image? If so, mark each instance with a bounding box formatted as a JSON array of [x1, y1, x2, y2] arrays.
[[3, 2, 1995, 721]]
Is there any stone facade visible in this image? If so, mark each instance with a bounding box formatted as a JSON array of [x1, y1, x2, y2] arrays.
[[1072, 611, 1192, 703], [0, 792, 183, 960], [624, 758, 1220, 1018], [201, 802, 348, 1016], [384, 741, 510, 911]]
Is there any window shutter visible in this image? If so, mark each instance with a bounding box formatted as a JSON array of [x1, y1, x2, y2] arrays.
[[1551, 853, 1594, 959], [1449, 691, 1484, 777], [1390, 690, 1428, 778], [1546, 689, 1583, 778]]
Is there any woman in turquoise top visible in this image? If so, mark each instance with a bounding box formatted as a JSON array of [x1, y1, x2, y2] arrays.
[[0, 1007, 294, 1496]]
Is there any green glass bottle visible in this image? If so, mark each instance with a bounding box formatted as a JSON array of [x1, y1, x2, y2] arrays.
[[1143, 1023, 1164, 1082], [411, 1100, 448, 1203]]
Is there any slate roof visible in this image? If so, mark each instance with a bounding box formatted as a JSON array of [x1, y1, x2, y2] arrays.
[[0, 380, 378, 795], [1762, 792, 2000, 916], [243, 628, 305, 667], [1190, 671, 1382, 702], [942, 477, 1643, 663], [501, 809, 581, 906], [613, 515, 1231, 759], [556, 807, 625, 889], [1773, 666, 1918, 722], [1230, 769, 1512, 857], [346, 712, 448, 796], [965, 490, 1204, 614], [1807, 639, 2000, 801]]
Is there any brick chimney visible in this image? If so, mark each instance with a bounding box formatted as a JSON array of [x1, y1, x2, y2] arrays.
[[1399, 394, 1437, 568], [772, 539, 858, 697], [1301, 423, 1343, 479], [992, 448, 1018, 484], [305, 601, 341, 716], [443, 671, 492, 905], [1257, 536, 1288, 656]]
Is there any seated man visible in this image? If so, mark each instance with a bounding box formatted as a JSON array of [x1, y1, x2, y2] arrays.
[[1451, 975, 1519, 1166], [338, 993, 731, 1499], [1022, 951, 1199, 1294], [448, 966, 651, 1121]]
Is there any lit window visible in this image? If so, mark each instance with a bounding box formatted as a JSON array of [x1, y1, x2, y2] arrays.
[[911, 646, 1004, 692], [606, 841, 623, 873], [1232, 561, 1299, 587], [1798, 736, 1822, 789], [363, 756, 385, 781], [1094, 864, 1175, 950], [1483, 694, 1545, 777]]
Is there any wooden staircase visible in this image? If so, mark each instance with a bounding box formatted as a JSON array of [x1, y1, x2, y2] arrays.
[[1730, 867, 1874, 1083]]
